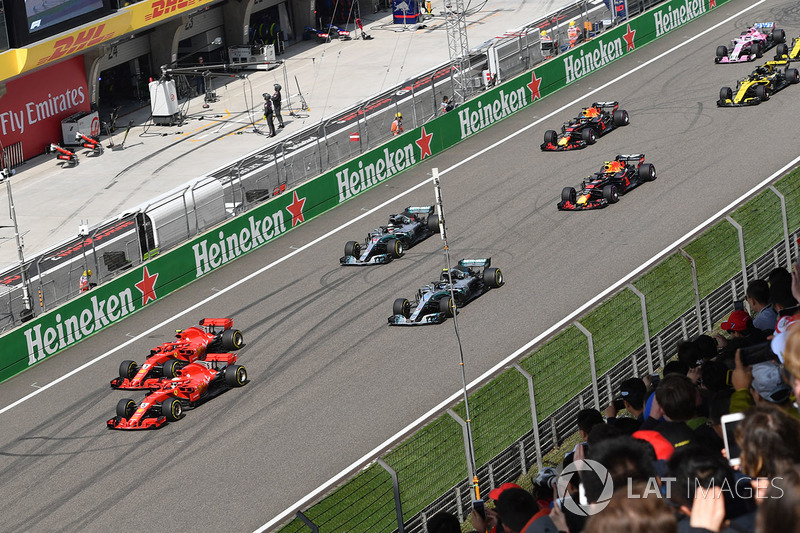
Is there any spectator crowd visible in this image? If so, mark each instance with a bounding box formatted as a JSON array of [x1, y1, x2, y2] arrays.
[[427, 266, 800, 533]]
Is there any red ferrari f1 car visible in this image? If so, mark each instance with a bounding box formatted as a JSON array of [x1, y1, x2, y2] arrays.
[[107, 352, 248, 430], [110, 318, 244, 390], [557, 154, 656, 211]]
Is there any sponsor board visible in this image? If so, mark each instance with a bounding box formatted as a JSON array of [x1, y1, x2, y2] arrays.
[[0, 0, 727, 383], [0, 57, 91, 155]]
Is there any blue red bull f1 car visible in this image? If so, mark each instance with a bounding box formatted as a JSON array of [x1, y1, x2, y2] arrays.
[[388, 258, 503, 326], [541, 102, 629, 151], [557, 154, 656, 211]]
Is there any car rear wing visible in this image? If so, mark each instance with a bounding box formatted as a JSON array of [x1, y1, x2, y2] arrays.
[[198, 318, 234, 330], [616, 154, 645, 164], [752, 22, 775, 29], [404, 206, 435, 215], [591, 101, 619, 110], [458, 258, 491, 269]]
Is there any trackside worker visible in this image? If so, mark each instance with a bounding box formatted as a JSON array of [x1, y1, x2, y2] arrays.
[[263, 93, 276, 137], [79, 270, 92, 292], [272, 84, 285, 128], [391, 113, 403, 136], [568, 20, 579, 48]]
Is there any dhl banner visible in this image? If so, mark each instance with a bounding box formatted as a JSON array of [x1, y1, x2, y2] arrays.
[[3, 0, 219, 80]]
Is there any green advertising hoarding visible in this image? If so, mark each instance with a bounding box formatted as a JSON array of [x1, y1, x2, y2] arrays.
[[0, 0, 726, 383]]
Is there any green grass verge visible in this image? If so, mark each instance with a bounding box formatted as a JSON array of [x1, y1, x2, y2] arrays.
[[580, 289, 645, 376], [633, 253, 695, 335], [732, 190, 783, 265], [452, 369, 532, 467], [384, 414, 467, 518], [775, 167, 800, 232], [683, 221, 739, 298], [276, 463, 396, 532], [519, 326, 591, 420]]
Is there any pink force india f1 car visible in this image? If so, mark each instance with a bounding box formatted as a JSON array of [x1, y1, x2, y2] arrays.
[[715, 22, 785, 64]]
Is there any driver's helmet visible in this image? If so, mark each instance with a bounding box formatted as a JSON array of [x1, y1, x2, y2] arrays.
[[603, 161, 614, 172]]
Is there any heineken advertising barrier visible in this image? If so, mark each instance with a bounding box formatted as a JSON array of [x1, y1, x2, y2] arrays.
[[0, 0, 727, 383]]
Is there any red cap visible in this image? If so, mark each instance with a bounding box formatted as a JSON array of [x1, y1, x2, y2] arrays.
[[721, 310, 752, 332], [489, 482, 523, 501], [632, 430, 674, 460]]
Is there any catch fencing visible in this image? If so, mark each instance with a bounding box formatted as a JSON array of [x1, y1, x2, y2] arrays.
[[272, 167, 800, 532], [0, 0, 628, 332]]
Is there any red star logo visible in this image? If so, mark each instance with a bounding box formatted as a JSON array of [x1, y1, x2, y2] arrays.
[[623, 24, 636, 52], [135, 265, 159, 306], [415, 126, 434, 160], [709, 0, 716, 7], [527, 72, 542, 101], [286, 191, 306, 227]]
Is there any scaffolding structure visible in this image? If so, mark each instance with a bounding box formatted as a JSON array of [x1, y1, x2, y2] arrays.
[[443, 0, 470, 103]]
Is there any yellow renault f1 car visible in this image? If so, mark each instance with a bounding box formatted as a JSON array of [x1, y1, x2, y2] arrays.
[[774, 37, 800, 60], [718, 60, 799, 106]]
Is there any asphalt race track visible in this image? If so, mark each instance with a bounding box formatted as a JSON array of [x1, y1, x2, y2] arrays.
[[2, 1, 800, 531]]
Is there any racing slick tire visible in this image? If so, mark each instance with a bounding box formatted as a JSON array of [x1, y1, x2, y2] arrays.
[[543, 130, 558, 145], [483, 267, 504, 288], [220, 328, 245, 350], [561, 187, 577, 204], [716, 45, 727, 59], [119, 360, 138, 380], [427, 214, 440, 233], [161, 398, 183, 422], [775, 43, 788, 59], [719, 87, 732, 101], [116, 398, 136, 419], [439, 296, 456, 318], [602, 185, 619, 204], [772, 28, 786, 44], [387, 238, 405, 259], [639, 163, 656, 182], [581, 128, 597, 145], [787, 68, 800, 84], [162, 358, 183, 379], [344, 241, 361, 258], [393, 298, 411, 318], [751, 42, 762, 59], [224, 364, 248, 387], [754, 84, 768, 101], [612, 109, 629, 127]]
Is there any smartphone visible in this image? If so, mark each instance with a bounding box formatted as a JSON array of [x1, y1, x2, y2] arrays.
[[472, 499, 485, 520], [613, 398, 625, 410], [721, 412, 745, 467], [734, 300, 744, 311]]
